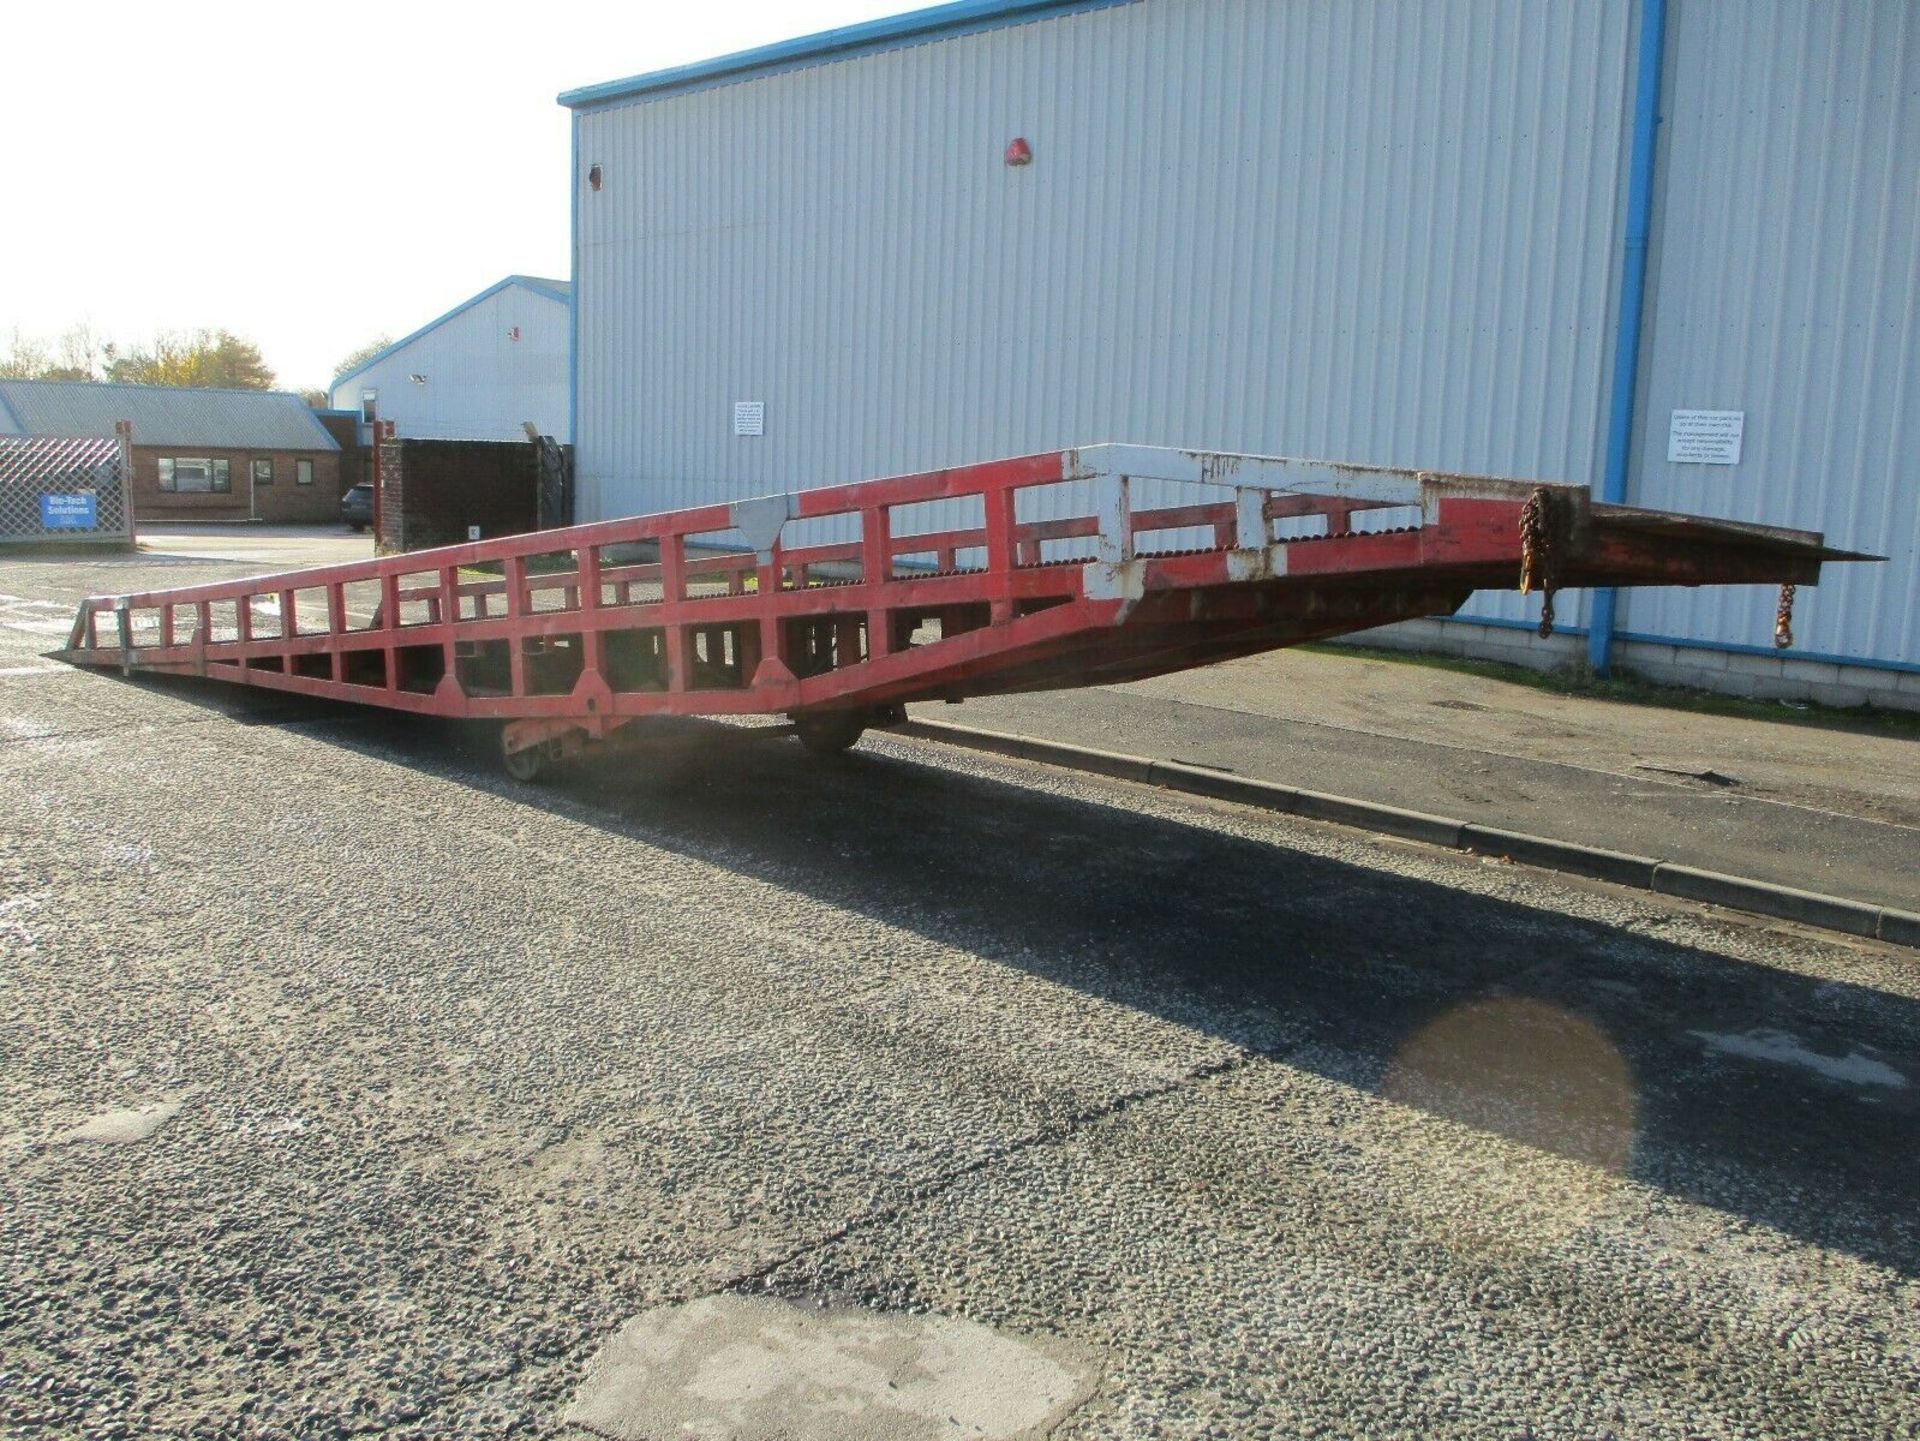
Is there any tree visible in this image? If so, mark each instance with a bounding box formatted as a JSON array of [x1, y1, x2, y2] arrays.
[[0, 329, 52, 379], [40, 324, 111, 381], [333, 335, 393, 381], [105, 329, 276, 390], [3, 325, 114, 380]]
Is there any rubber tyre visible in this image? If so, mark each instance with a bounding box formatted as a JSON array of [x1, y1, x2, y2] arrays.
[[502, 736, 558, 782], [795, 712, 866, 756]]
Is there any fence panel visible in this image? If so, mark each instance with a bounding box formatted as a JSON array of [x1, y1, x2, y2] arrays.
[[0, 434, 133, 545]]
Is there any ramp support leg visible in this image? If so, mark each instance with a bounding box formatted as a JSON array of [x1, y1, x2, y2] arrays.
[[863, 506, 892, 658], [986, 488, 1018, 625]]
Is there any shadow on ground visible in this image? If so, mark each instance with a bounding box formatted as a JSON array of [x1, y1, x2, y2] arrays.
[[96, 672, 1920, 1279]]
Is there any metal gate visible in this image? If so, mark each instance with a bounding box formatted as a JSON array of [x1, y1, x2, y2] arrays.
[[0, 433, 133, 546]]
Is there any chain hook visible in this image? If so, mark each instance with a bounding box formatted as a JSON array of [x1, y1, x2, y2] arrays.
[[1518, 487, 1566, 640]]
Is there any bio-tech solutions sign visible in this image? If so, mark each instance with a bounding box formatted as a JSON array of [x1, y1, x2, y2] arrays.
[[40, 493, 97, 530]]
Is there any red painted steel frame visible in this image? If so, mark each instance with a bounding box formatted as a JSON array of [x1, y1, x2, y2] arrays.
[[60, 445, 1856, 760]]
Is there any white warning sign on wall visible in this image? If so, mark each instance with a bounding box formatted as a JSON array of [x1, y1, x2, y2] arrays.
[[733, 401, 765, 437], [1668, 410, 1744, 465]]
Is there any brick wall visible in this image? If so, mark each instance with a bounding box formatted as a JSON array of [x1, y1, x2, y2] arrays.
[[129, 446, 343, 524], [376, 438, 540, 553]]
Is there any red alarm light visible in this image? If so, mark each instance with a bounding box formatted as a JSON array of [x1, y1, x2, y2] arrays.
[[1005, 137, 1032, 167]]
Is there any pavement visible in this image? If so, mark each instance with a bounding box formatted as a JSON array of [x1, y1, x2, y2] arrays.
[[4, 533, 1920, 1439], [132, 524, 375, 569], [925, 649, 1920, 914]]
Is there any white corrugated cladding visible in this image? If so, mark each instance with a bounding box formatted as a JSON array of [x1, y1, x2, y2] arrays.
[[329, 279, 571, 443], [573, 0, 1636, 631], [1622, 1, 1918, 671]]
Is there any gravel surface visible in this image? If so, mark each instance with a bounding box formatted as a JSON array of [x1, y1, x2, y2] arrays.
[[3, 550, 1919, 1439]]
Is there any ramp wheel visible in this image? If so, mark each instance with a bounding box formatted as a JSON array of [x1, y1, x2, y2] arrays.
[[502, 734, 562, 782], [794, 711, 866, 756]]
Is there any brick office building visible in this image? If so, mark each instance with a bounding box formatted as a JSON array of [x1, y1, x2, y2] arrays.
[[0, 379, 346, 524]]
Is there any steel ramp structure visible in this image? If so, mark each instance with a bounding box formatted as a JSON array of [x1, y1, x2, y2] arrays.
[[60, 445, 1868, 777]]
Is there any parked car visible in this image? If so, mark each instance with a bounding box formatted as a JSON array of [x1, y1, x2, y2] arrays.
[[340, 483, 373, 532]]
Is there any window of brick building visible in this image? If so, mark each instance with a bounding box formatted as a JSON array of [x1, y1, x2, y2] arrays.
[[296, 458, 314, 486], [158, 458, 231, 493], [253, 458, 274, 485]]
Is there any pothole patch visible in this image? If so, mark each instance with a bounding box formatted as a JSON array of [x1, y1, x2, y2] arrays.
[[564, 1294, 1099, 1440], [62, 1101, 182, 1144]]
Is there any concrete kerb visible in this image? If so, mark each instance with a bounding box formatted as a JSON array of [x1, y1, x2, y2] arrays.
[[1882, 909, 1920, 948], [903, 723, 1155, 785], [1650, 864, 1881, 941], [1459, 825, 1659, 890], [895, 718, 1916, 950]]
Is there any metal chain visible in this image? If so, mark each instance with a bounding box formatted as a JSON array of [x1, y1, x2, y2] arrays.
[[1518, 486, 1565, 640], [1775, 582, 1796, 650]]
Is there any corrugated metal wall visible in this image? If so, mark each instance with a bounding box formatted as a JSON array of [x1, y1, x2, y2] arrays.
[[575, 0, 1636, 629], [1623, 0, 1918, 669], [331, 285, 571, 443]]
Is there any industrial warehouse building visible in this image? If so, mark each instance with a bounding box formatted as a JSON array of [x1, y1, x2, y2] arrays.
[[0, 379, 345, 524], [560, 0, 1918, 708], [329, 275, 571, 445]]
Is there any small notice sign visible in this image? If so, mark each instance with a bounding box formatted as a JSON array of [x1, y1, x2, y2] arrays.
[[1668, 410, 1744, 465], [40, 493, 96, 529], [733, 401, 764, 437]]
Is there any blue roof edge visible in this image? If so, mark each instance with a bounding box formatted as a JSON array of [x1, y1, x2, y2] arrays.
[[558, 0, 1136, 112], [511, 274, 572, 305], [329, 275, 573, 393]]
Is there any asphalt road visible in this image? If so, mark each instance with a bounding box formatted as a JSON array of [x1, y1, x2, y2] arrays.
[[4, 546, 1919, 1439]]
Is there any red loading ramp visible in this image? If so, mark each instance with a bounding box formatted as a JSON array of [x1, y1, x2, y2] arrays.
[[59, 445, 1869, 777]]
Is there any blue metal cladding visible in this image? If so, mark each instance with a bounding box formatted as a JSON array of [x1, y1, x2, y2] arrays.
[[571, 0, 1637, 617], [1620, 0, 1920, 671], [568, 0, 1918, 672], [569, 115, 581, 461]]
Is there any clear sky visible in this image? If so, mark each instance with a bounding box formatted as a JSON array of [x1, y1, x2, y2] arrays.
[[0, 0, 910, 394]]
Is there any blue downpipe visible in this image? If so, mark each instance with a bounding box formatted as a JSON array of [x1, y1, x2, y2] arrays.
[[1589, 0, 1668, 675]]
